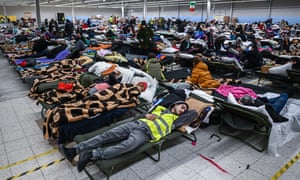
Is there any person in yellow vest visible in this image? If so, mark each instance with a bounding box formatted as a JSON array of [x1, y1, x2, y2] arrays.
[[61, 100, 198, 172], [108, 16, 113, 25]]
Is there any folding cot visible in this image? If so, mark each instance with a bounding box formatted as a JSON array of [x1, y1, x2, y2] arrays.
[[73, 121, 197, 180], [214, 97, 272, 152], [71, 88, 218, 179], [255, 69, 300, 88]]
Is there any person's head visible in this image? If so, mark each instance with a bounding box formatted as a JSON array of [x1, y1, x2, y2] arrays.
[[239, 95, 255, 105], [141, 20, 146, 28], [193, 54, 203, 66], [169, 101, 189, 115], [148, 52, 156, 58], [185, 33, 191, 40]]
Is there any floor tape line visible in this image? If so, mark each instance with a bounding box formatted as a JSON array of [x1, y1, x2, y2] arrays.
[[0, 148, 58, 170], [6, 158, 65, 180], [270, 152, 300, 180]]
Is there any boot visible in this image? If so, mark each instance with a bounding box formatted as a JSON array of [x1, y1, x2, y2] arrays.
[[77, 151, 93, 172], [59, 144, 77, 162]]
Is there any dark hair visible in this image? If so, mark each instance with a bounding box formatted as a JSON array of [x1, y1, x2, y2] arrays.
[[239, 95, 255, 105], [169, 101, 189, 111]]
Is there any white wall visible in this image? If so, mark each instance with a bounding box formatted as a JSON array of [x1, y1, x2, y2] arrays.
[[0, 6, 121, 21]]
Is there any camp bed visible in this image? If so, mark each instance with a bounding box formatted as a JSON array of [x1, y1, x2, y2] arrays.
[[73, 123, 196, 180]]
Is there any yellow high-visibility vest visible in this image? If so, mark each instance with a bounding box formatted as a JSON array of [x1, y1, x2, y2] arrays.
[[139, 105, 178, 142]]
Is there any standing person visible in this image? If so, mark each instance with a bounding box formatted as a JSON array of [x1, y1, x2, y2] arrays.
[[129, 16, 136, 37], [44, 18, 48, 27], [64, 19, 74, 40], [61, 101, 198, 172], [281, 33, 290, 53], [137, 20, 154, 55]]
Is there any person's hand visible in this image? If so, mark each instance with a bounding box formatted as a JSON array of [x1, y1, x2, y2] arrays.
[[145, 114, 156, 120]]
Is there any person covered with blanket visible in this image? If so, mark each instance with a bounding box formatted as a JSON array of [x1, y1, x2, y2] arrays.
[[239, 86, 295, 122], [61, 101, 198, 172]]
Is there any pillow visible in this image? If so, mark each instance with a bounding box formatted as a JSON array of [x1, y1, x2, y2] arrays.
[[190, 89, 214, 103], [185, 97, 213, 114], [161, 47, 179, 53], [269, 62, 293, 76], [179, 53, 194, 59], [177, 97, 214, 133], [129, 67, 158, 102]]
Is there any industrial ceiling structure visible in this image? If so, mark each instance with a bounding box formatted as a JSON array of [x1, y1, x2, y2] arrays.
[[0, 0, 269, 8]]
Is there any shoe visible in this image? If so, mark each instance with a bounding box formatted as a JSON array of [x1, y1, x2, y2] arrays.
[[199, 106, 214, 124], [77, 151, 93, 172], [286, 86, 294, 98], [59, 144, 77, 162]]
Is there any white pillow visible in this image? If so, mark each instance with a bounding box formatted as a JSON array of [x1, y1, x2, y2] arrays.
[[161, 47, 179, 53], [269, 63, 293, 77], [129, 67, 158, 103], [179, 53, 194, 59]]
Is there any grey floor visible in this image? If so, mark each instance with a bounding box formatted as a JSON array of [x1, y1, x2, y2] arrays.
[[0, 52, 300, 180]]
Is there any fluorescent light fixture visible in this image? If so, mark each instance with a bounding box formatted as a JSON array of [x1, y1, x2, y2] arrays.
[[40, 0, 65, 5]]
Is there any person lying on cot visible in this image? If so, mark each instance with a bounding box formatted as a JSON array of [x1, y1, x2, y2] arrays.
[[238, 86, 295, 122], [61, 101, 198, 172]]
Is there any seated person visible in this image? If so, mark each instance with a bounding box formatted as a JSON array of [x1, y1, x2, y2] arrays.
[[144, 52, 166, 81], [179, 33, 192, 52], [15, 34, 55, 59], [240, 42, 263, 69], [67, 32, 87, 59], [187, 54, 220, 89], [61, 101, 198, 172]]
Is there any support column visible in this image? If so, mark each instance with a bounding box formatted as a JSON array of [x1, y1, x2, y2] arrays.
[[201, 4, 204, 22], [268, 0, 273, 17], [230, 0, 233, 24], [72, 0, 75, 24], [143, 0, 147, 19], [121, 0, 125, 18], [158, 7, 161, 18], [206, 0, 211, 23], [35, 0, 41, 28], [177, 4, 180, 19]]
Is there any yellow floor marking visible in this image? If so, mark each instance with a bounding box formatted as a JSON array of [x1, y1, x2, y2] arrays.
[[0, 148, 58, 170]]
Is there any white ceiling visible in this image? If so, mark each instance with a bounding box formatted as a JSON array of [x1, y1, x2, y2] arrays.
[[0, 0, 268, 8]]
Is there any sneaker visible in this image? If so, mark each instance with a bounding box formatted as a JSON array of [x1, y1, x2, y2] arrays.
[[185, 126, 198, 134], [77, 151, 93, 172], [286, 86, 294, 98], [199, 106, 214, 124]]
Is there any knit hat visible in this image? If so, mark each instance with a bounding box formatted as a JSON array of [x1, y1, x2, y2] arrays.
[[141, 20, 146, 25], [137, 82, 148, 92], [239, 95, 255, 106]]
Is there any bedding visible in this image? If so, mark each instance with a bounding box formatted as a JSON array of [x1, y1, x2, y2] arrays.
[[88, 62, 158, 102]]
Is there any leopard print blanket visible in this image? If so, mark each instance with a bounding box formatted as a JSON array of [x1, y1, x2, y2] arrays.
[[43, 83, 142, 139]]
